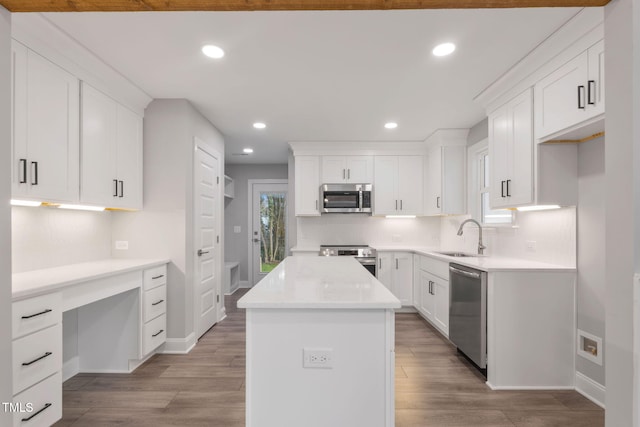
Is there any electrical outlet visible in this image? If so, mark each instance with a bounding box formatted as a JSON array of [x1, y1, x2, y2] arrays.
[[525, 240, 537, 252], [233, 226, 241, 233], [115, 241, 129, 250], [303, 348, 333, 369], [391, 234, 401, 243]]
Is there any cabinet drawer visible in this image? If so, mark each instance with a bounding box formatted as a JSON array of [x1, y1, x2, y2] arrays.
[[12, 293, 62, 340], [13, 371, 62, 427], [420, 256, 449, 281], [142, 313, 166, 356], [143, 285, 166, 323], [13, 324, 62, 395], [143, 265, 167, 291]]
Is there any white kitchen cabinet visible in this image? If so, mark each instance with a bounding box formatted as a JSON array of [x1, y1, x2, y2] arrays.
[[419, 271, 435, 320], [377, 252, 412, 306], [424, 130, 467, 216], [488, 88, 534, 209], [294, 155, 321, 216], [321, 155, 373, 183], [417, 256, 449, 337], [373, 156, 423, 216], [535, 40, 604, 141], [11, 41, 80, 203], [81, 83, 143, 209]]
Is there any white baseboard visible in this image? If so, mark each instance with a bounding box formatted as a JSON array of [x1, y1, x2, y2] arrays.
[[128, 352, 156, 372], [486, 382, 574, 390], [160, 332, 196, 354], [239, 280, 251, 289], [62, 356, 80, 382], [575, 372, 606, 408]]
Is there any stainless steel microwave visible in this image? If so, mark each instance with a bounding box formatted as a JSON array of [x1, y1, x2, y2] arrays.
[[320, 184, 372, 213]]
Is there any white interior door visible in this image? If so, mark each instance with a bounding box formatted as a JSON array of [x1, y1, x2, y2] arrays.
[[250, 181, 288, 286], [195, 146, 220, 339]]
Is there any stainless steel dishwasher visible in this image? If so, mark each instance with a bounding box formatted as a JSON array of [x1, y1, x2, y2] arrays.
[[449, 263, 487, 372]]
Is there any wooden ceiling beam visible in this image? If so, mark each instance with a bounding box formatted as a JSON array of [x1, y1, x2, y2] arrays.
[[0, 0, 610, 13]]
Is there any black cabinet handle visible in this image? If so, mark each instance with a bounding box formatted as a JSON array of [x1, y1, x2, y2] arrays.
[[152, 274, 164, 280], [501, 180, 505, 198], [113, 179, 118, 197], [22, 352, 52, 366], [436, 196, 440, 209], [152, 329, 164, 337], [577, 85, 585, 109], [21, 309, 52, 319], [151, 299, 164, 306], [342, 169, 345, 179], [21, 403, 52, 422], [379, 258, 382, 269], [348, 169, 350, 179], [395, 200, 398, 210], [588, 80, 596, 105], [506, 179, 511, 197], [395, 258, 398, 269], [400, 200, 403, 210], [31, 161, 38, 185], [119, 180, 124, 198], [19, 159, 27, 183]]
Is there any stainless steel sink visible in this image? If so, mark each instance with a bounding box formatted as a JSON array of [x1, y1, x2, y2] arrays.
[[436, 251, 481, 258]]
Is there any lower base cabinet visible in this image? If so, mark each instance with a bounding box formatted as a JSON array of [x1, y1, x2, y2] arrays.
[[418, 265, 449, 337], [377, 252, 413, 306]]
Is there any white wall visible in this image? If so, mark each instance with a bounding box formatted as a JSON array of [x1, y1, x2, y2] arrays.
[[111, 99, 224, 343], [11, 207, 112, 273], [0, 4, 12, 419], [224, 164, 288, 283], [604, 0, 639, 425]]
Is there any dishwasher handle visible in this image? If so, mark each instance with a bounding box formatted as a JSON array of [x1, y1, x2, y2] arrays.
[[449, 266, 481, 279]]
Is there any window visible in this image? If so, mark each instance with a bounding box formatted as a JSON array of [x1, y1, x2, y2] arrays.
[[478, 150, 513, 225]]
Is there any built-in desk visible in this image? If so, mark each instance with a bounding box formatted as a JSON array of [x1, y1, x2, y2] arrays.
[[11, 259, 169, 427]]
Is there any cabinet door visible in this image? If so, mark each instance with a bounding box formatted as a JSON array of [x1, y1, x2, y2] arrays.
[[11, 42, 28, 198], [295, 156, 321, 216], [508, 89, 534, 206], [424, 148, 442, 216], [433, 278, 450, 337], [22, 49, 80, 202], [587, 40, 604, 117], [346, 156, 373, 183], [397, 156, 423, 215], [373, 156, 398, 215], [321, 156, 347, 183], [376, 252, 393, 291], [534, 52, 588, 139], [419, 271, 435, 320], [116, 105, 143, 209], [81, 83, 117, 206], [488, 104, 511, 209], [393, 252, 413, 306]]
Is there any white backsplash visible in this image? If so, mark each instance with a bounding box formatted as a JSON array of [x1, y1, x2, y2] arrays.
[[296, 215, 441, 248], [440, 207, 576, 266], [11, 207, 113, 273]]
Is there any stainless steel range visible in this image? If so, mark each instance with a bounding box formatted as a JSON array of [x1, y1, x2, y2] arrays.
[[319, 245, 377, 276]]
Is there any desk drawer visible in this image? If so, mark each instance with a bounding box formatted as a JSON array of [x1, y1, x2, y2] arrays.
[[12, 293, 62, 340], [143, 285, 166, 323], [143, 265, 167, 291], [13, 371, 62, 427], [13, 324, 62, 395], [142, 313, 166, 356]]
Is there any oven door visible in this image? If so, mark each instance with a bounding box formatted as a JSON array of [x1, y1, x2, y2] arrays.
[[357, 257, 377, 276]]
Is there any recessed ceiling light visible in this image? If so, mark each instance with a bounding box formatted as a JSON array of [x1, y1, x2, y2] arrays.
[[253, 122, 266, 129], [384, 122, 398, 129], [432, 42, 456, 57], [243, 148, 254, 154], [201, 45, 225, 59]]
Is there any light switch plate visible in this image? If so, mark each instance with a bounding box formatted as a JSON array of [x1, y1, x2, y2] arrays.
[[233, 226, 241, 233], [115, 241, 129, 250]]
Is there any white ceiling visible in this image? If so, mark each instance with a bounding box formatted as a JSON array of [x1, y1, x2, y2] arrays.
[[42, 8, 581, 164]]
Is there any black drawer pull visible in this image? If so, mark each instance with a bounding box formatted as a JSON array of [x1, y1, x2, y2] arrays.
[[113, 179, 118, 197], [19, 158, 27, 183], [22, 352, 52, 366], [152, 329, 164, 337], [152, 274, 164, 280], [21, 309, 52, 319], [21, 403, 52, 422], [151, 299, 164, 306]]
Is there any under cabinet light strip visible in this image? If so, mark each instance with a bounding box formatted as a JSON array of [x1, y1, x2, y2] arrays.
[[385, 215, 416, 219], [58, 204, 106, 212], [10, 199, 42, 207]]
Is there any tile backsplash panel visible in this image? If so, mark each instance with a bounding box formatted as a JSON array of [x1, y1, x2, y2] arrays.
[[12, 207, 112, 273]]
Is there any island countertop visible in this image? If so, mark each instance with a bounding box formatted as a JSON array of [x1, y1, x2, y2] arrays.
[[237, 256, 401, 309]]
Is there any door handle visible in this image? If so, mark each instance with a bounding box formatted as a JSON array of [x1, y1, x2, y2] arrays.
[[31, 161, 38, 185], [348, 169, 350, 179], [436, 196, 440, 209], [506, 179, 511, 197], [113, 179, 119, 197], [19, 159, 27, 183], [379, 258, 382, 269], [577, 85, 585, 109], [253, 238, 261, 243], [119, 180, 124, 198], [400, 200, 403, 210], [587, 80, 596, 105], [501, 180, 506, 198], [395, 200, 398, 210], [197, 249, 209, 256], [395, 258, 398, 269], [343, 169, 345, 179]]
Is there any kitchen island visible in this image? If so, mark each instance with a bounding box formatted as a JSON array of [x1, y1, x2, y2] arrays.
[[237, 256, 401, 427]]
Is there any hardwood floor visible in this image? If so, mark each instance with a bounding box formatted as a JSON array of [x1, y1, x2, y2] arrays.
[[56, 289, 604, 426]]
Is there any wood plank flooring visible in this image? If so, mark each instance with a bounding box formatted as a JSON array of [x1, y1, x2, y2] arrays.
[[55, 289, 604, 426]]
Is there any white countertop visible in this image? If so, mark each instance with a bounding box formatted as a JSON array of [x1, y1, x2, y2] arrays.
[[12, 258, 170, 300], [237, 256, 401, 309]]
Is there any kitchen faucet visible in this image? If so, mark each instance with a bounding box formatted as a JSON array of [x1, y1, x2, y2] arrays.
[[457, 219, 486, 255]]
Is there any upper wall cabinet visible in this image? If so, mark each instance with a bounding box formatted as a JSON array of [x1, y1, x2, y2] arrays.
[[12, 41, 80, 203], [374, 156, 423, 216], [295, 156, 321, 216], [81, 83, 143, 210], [534, 40, 604, 142], [321, 155, 373, 184], [424, 130, 467, 216]]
